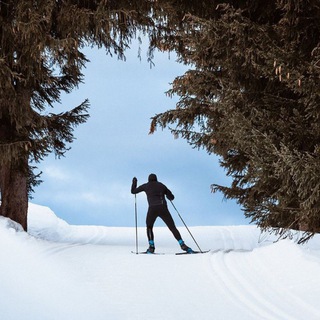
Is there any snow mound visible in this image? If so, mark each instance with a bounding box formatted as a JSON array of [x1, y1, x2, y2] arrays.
[[28, 203, 70, 241], [0, 203, 319, 320], [0, 214, 24, 232]]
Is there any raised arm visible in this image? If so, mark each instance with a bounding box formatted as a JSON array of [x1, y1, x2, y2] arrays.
[[131, 177, 145, 194]]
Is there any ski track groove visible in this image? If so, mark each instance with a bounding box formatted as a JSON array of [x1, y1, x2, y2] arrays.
[[223, 227, 235, 251], [202, 252, 257, 320], [41, 240, 320, 320], [218, 227, 229, 251], [27, 221, 320, 320], [84, 225, 104, 244], [210, 228, 282, 319], [206, 248, 320, 320], [252, 249, 320, 320], [223, 252, 296, 320], [42, 242, 87, 256], [205, 229, 313, 320], [208, 251, 293, 320]]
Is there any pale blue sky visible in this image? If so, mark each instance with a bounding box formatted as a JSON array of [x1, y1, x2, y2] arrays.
[[32, 40, 247, 228]]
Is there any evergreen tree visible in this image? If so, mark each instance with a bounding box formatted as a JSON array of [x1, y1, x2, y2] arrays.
[[5, 0, 319, 242], [150, 0, 320, 242], [0, 0, 200, 230], [0, 0, 158, 230]]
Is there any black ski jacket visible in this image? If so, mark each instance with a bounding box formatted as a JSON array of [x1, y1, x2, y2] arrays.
[[131, 174, 174, 207]]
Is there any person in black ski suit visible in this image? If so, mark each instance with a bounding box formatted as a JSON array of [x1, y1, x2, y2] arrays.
[[131, 173, 193, 253]]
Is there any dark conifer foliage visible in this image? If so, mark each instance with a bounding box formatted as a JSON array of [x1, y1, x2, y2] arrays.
[[0, 0, 192, 230], [0, 0, 157, 230], [2, 0, 320, 242], [150, 0, 320, 242]]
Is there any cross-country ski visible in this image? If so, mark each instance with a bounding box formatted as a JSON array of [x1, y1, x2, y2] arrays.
[[131, 250, 210, 255], [131, 251, 165, 255], [175, 250, 210, 255]]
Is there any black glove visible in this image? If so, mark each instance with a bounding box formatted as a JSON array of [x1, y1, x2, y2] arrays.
[[131, 177, 137, 194]]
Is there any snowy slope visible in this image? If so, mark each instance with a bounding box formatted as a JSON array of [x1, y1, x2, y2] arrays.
[[0, 203, 320, 320]]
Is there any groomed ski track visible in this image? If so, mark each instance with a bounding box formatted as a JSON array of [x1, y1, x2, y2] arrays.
[[26, 209, 320, 320]]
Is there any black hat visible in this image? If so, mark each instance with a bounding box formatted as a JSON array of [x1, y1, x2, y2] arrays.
[[148, 173, 157, 182]]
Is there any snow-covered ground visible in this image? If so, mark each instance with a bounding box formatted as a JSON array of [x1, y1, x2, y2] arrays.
[[1, 203, 320, 320]]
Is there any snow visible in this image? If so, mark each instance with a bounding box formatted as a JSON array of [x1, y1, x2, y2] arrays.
[[0, 203, 320, 319]]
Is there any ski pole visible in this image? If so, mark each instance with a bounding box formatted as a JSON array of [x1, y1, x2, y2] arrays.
[[170, 200, 203, 253], [134, 194, 138, 254]]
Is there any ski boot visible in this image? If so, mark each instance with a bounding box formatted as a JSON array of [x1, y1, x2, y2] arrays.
[[146, 240, 155, 254], [179, 240, 194, 254]]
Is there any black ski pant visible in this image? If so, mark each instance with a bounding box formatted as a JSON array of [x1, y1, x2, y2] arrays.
[[146, 204, 182, 243]]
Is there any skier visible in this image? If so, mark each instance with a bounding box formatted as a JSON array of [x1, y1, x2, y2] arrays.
[[131, 173, 193, 254]]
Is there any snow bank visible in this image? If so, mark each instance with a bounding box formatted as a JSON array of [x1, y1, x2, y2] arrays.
[[0, 205, 108, 320], [28, 203, 70, 241], [0, 203, 319, 320]]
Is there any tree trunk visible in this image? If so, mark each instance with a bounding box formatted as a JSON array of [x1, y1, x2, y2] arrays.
[[0, 159, 28, 231], [0, 73, 31, 231]]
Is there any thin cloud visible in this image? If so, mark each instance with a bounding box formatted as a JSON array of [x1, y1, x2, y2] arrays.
[[43, 165, 71, 182]]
